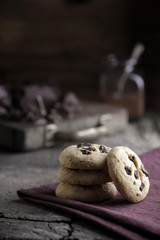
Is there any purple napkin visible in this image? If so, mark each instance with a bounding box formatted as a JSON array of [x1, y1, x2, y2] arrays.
[[17, 148, 160, 240]]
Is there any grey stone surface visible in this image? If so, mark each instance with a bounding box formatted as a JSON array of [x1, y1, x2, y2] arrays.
[[0, 112, 160, 240]]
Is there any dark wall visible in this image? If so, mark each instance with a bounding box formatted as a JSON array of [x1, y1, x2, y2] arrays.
[[0, 0, 159, 109], [128, 1, 160, 109]]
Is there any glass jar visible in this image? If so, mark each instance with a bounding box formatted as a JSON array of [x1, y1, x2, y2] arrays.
[[99, 54, 145, 119]]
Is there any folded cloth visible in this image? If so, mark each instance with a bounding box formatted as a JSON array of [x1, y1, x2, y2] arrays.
[[17, 148, 160, 240]]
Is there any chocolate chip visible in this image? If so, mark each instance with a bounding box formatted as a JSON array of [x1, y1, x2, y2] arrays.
[[99, 145, 107, 153], [80, 150, 91, 155], [140, 182, 145, 191], [134, 170, 139, 179], [136, 193, 139, 197], [141, 165, 149, 177], [77, 143, 91, 148], [129, 156, 135, 162], [77, 143, 83, 148], [84, 147, 95, 151], [125, 167, 132, 175]]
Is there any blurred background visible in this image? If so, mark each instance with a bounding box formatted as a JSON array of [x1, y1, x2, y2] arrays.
[[0, 0, 160, 110]]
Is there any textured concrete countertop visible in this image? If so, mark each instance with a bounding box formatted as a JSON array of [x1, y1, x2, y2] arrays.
[[0, 112, 160, 240]]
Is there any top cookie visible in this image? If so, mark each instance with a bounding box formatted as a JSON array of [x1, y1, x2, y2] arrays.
[[107, 146, 150, 203], [59, 143, 111, 170]]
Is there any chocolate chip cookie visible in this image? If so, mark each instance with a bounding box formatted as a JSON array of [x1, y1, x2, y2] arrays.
[[107, 146, 150, 203], [55, 182, 117, 202], [59, 143, 111, 170], [58, 167, 111, 186]]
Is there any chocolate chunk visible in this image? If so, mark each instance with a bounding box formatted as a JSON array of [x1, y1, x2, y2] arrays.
[[84, 147, 95, 151], [77, 143, 83, 148], [0, 84, 82, 124], [77, 143, 92, 148], [129, 156, 135, 162], [141, 165, 149, 177], [140, 182, 145, 191], [134, 170, 139, 179], [80, 150, 91, 155], [125, 167, 132, 175], [99, 145, 107, 153]]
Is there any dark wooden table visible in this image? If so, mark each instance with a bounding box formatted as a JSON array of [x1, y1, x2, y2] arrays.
[[0, 112, 160, 240]]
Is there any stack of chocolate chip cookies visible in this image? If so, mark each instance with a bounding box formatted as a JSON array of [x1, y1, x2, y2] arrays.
[[56, 143, 150, 203], [56, 143, 117, 203]]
